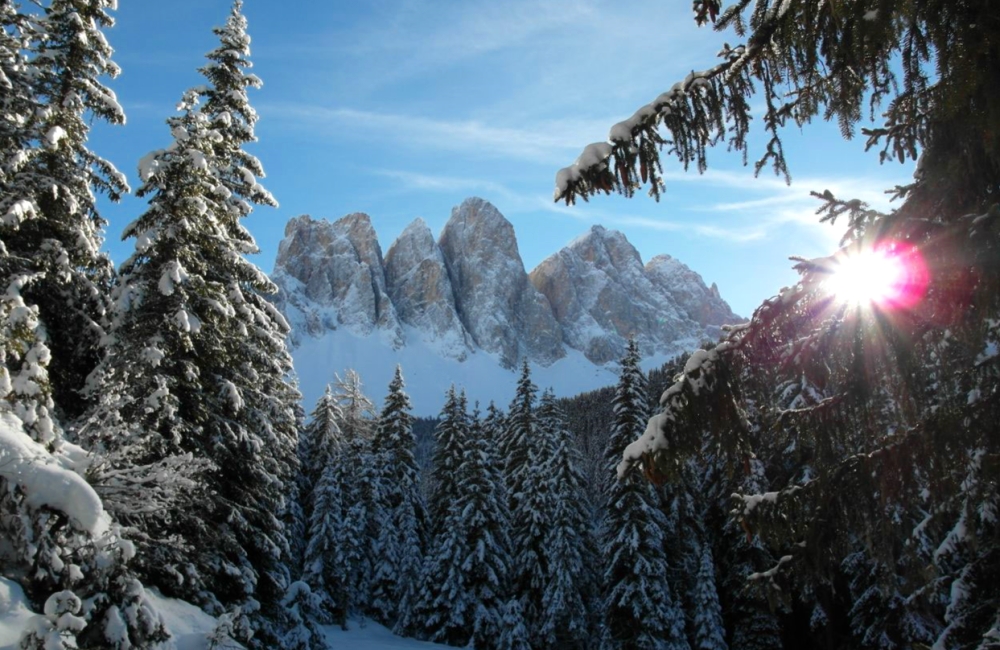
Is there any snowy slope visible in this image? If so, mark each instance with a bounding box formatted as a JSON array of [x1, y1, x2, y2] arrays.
[[291, 324, 695, 415], [1, 577, 450, 650], [322, 622, 451, 649]]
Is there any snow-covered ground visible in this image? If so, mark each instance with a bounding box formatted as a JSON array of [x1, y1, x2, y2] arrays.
[[0, 579, 34, 650], [292, 325, 692, 415], [321, 622, 450, 649], [0, 577, 448, 650]]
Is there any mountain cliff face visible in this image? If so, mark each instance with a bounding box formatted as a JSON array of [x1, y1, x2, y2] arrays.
[[383, 217, 473, 360], [438, 198, 565, 368], [529, 225, 699, 364], [644, 254, 741, 334], [273, 213, 403, 346], [272, 197, 742, 407]]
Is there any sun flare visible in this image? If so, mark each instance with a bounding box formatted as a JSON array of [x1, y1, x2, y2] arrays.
[[827, 244, 928, 309]]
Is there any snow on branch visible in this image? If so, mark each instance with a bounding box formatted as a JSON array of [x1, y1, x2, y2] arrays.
[[554, 43, 753, 205], [0, 411, 108, 535], [553, 0, 951, 206]]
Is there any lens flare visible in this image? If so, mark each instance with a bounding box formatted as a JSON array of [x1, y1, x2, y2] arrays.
[[827, 242, 928, 309]]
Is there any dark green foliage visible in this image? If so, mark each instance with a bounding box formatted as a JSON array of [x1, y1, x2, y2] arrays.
[[501, 360, 538, 517], [2, 0, 125, 420], [404, 405, 513, 648], [600, 340, 689, 650], [369, 366, 426, 627], [561, 2, 1000, 648], [425, 386, 468, 536]]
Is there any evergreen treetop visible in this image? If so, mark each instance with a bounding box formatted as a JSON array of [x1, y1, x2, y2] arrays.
[[600, 339, 688, 650], [80, 4, 300, 645]]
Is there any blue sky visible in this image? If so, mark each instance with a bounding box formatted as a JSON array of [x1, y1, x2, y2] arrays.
[[89, 0, 915, 318]]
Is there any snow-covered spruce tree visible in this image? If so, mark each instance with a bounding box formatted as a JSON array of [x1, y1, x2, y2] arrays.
[[80, 2, 300, 645], [600, 339, 688, 650], [481, 400, 508, 500], [298, 385, 343, 531], [0, 308, 170, 649], [296, 385, 345, 617], [368, 365, 426, 628], [557, 1, 1000, 647], [497, 598, 531, 650], [504, 362, 550, 638], [425, 385, 468, 536], [533, 389, 595, 649], [0, 316, 169, 650], [311, 369, 379, 625], [280, 580, 326, 650], [404, 402, 514, 647], [690, 545, 727, 650], [463, 407, 516, 650], [0, 0, 35, 205], [2, 0, 127, 421], [501, 359, 537, 518], [284, 400, 307, 586], [301, 461, 342, 626], [330, 431, 376, 624]]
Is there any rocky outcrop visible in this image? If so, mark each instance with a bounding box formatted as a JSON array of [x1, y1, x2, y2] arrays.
[[529, 225, 698, 364], [273, 213, 403, 346], [384, 218, 473, 359], [645, 254, 742, 334], [438, 198, 565, 368], [271, 198, 742, 371]]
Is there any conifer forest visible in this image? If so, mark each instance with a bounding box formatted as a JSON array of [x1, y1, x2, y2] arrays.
[[0, 0, 997, 649]]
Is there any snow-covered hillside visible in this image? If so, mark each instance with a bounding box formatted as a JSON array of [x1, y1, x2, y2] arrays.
[[274, 197, 741, 413], [291, 323, 697, 414], [0, 577, 451, 650]]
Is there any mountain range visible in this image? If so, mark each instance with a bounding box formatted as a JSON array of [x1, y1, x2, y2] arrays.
[[271, 197, 741, 413]]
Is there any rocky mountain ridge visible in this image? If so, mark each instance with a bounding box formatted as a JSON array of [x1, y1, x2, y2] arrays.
[[272, 197, 741, 371]]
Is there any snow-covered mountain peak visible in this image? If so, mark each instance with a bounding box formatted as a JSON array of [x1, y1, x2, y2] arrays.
[[385, 218, 473, 361], [438, 197, 565, 369], [272, 212, 403, 347], [272, 198, 743, 412], [645, 253, 741, 331], [565, 224, 643, 270]]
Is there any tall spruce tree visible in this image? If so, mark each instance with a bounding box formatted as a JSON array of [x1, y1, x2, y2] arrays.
[[368, 365, 426, 627], [601, 340, 688, 650], [298, 386, 343, 526], [405, 402, 513, 647], [331, 432, 376, 624], [0, 288, 171, 650], [535, 390, 595, 649], [322, 370, 378, 625], [301, 460, 342, 625], [299, 387, 346, 624], [0, 3, 174, 648], [80, 3, 300, 645], [690, 545, 727, 650], [501, 360, 537, 517], [504, 362, 543, 627], [425, 386, 468, 536], [557, 1, 1000, 647], [3, 0, 126, 420]]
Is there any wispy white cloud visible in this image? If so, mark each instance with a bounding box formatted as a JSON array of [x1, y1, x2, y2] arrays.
[[370, 169, 514, 197], [260, 103, 612, 164], [614, 214, 766, 243], [361, 164, 895, 247]]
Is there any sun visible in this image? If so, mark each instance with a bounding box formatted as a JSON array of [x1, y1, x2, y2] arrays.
[[826, 243, 928, 309]]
